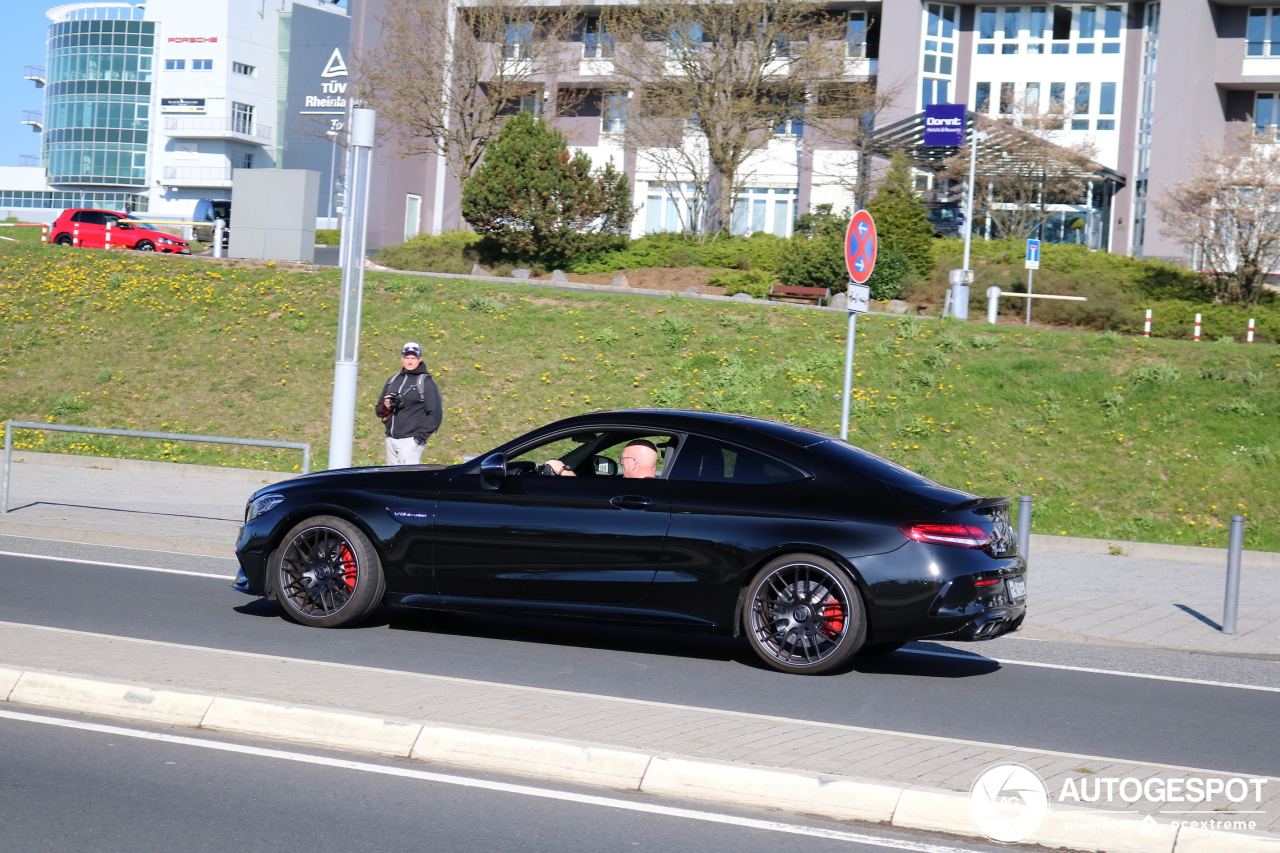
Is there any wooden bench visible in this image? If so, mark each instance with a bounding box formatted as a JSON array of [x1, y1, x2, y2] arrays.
[[768, 284, 831, 306]]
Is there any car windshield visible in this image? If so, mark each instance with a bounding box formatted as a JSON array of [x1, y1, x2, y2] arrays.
[[124, 215, 161, 232]]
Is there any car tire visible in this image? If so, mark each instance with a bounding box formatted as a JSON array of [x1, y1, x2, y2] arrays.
[[54, 234, 73, 246], [742, 553, 866, 675], [273, 515, 385, 628], [135, 240, 155, 252]]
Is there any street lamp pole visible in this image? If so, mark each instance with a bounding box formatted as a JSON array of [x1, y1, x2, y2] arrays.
[[961, 121, 987, 274], [327, 108, 376, 471]]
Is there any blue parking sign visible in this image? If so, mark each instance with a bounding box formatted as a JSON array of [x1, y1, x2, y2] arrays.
[[1025, 239, 1041, 270]]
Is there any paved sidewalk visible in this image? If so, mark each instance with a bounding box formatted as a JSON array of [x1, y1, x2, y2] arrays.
[[2, 620, 1277, 839], [2, 454, 1278, 656]]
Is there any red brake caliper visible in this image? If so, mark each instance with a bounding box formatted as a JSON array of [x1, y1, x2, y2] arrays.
[[820, 597, 845, 637], [338, 545, 358, 590]]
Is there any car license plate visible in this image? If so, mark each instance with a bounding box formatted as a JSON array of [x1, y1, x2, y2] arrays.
[[1007, 576, 1027, 601]]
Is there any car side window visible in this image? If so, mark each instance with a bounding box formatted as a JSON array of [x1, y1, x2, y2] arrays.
[[76, 211, 106, 225], [667, 435, 804, 485]]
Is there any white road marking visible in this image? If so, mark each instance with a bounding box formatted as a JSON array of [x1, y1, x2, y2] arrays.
[[0, 532, 238, 560], [0, 551, 234, 579], [0, 708, 983, 853], [896, 648, 1280, 694]]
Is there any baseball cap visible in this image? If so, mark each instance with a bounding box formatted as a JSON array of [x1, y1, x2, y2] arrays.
[[401, 342, 422, 357]]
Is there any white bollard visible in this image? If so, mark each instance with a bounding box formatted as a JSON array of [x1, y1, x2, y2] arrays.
[[213, 219, 225, 259], [72, 224, 80, 247], [1247, 318, 1255, 344], [1144, 308, 1152, 338], [104, 220, 113, 250], [1194, 313, 1202, 342], [41, 225, 48, 244], [986, 286, 1001, 325]]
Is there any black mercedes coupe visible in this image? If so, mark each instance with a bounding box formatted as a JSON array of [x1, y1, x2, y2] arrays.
[[235, 410, 1026, 675]]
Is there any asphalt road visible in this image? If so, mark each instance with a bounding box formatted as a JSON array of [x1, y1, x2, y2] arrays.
[[0, 708, 1003, 853], [2, 536, 1279, 778]]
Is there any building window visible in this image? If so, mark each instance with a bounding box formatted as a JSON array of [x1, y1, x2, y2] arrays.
[[1000, 82, 1016, 113], [165, 59, 185, 70], [921, 3, 957, 108], [1099, 81, 1116, 115], [846, 11, 870, 58], [730, 187, 797, 238], [668, 21, 702, 59], [602, 91, 627, 133], [1256, 92, 1279, 137], [582, 16, 614, 59], [231, 102, 254, 135], [504, 22, 534, 60], [233, 62, 256, 76], [192, 59, 212, 70], [1248, 8, 1280, 56], [230, 151, 252, 170], [1025, 81, 1041, 112], [404, 194, 422, 242], [976, 81, 992, 113], [518, 92, 543, 115], [645, 182, 703, 235]]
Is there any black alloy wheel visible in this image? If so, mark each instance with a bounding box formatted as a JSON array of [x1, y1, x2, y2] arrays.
[[274, 515, 385, 628], [743, 554, 866, 675], [135, 240, 155, 252], [54, 233, 73, 245]]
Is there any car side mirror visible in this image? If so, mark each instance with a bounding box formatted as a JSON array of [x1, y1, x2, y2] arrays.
[[479, 452, 506, 490]]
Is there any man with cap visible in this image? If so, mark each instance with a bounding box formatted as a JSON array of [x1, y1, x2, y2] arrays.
[[374, 342, 443, 465]]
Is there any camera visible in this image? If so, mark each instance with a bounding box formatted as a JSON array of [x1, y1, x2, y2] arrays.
[[387, 392, 405, 413]]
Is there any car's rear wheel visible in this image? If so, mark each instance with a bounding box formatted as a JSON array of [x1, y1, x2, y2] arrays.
[[274, 515, 385, 628], [54, 234, 73, 246], [743, 554, 866, 675], [135, 240, 155, 252]]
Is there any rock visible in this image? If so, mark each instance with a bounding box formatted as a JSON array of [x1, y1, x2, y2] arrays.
[[551, 269, 568, 281], [888, 299, 910, 314], [732, 292, 753, 301], [511, 268, 531, 280], [684, 285, 700, 296], [829, 292, 848, 311], [610, 273, 629, 288], [470, 264, 486, 276]]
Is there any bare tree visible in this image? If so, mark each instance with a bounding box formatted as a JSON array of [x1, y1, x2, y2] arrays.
[[1156, 126, 1280, 305], [806, 78, 909, 211], [356, 0, 578, 227], [942, 110, 1099, 241], [603, 0, 847, 236]]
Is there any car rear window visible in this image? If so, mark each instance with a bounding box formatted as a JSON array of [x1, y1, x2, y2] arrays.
[[667, 435, 804, 484]]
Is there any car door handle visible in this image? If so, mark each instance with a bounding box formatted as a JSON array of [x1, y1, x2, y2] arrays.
[[610, 495, 653, 510]]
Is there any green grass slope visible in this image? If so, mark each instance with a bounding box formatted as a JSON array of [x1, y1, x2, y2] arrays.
[[1, 241, 1276, 550]]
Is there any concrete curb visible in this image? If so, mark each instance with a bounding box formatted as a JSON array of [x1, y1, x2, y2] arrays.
[[1030, 533, 1280, 570], [5, 450, 295, 484], [0, 520, 235, 558], [0, 666, 1273, 852]]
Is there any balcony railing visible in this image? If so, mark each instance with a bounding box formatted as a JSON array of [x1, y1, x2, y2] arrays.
[[162, 167, 233, 185], [163, 116, 273, 142], [23, 66, 45, 88], [21, 111, 43, 133]]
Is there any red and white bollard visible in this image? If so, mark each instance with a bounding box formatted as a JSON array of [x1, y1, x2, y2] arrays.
[[40, 225, 48, 244], [72, 224, 80, 247], [1143, 308, 1152, 338], [1194, 313, 1202, 342], [104, 220, 113, 250], [1247, 318, 1255, 344]]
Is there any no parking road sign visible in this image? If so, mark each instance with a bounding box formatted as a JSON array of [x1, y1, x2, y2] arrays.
[[845, 209, 877, 285]]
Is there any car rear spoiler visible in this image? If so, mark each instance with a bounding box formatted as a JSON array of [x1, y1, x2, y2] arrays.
[[950, 495, 1011, 512]]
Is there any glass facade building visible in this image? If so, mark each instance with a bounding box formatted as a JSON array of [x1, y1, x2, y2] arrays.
[[44, 6, 154, 187]]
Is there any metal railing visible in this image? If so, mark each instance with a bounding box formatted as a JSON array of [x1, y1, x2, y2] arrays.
[[163, 116, 274, 142], [2, 421, 311, 513]]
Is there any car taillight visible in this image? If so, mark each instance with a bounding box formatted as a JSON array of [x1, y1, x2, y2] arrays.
[[898, 523, 992, 549], [973, 578, 1000, 587]]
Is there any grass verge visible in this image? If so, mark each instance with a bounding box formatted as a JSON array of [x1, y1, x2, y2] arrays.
[[1, 240, 1277, 550]]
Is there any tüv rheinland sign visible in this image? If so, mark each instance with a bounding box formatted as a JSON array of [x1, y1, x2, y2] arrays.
[[924, 103, 966, 147]]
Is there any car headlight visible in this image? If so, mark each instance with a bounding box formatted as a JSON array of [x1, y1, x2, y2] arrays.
[[159, 237, 179, 245], [245, 493, 285, 522]]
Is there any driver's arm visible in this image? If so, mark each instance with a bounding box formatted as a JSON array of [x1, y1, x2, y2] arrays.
[[544, 459, 576, 477]]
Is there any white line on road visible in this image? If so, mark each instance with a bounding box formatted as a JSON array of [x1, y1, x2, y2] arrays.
[[0, 708, 983, 853], [0, 533, 238, 560], [0, 551, 234, 579], [896, 648, 1280, 694]]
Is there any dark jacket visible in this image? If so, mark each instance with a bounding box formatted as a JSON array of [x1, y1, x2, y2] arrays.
[[375, 363, 443, 443]]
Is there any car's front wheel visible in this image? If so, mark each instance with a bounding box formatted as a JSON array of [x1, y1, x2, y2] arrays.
[[274, 515, 385, 628], [742, 554, 866, 675], [135, 240, 155, 252]]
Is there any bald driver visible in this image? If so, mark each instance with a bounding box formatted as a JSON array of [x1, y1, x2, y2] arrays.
[[545, 440, 659, 478]]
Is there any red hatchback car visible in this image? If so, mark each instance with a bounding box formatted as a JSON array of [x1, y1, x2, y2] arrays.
[[50, 209, 191, 254]]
